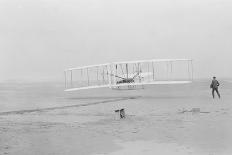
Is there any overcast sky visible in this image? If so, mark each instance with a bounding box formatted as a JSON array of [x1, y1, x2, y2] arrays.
[[0, 0, 232, 82]]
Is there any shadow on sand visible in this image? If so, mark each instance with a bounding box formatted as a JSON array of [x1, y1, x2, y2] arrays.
[[0, 96, 140, 116]]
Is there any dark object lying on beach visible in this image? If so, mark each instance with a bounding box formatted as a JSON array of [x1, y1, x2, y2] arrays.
[[115, 109, 126, 119]]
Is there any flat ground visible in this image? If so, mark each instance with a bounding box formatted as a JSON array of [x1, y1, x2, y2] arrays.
[[0, 80, 232, 155]]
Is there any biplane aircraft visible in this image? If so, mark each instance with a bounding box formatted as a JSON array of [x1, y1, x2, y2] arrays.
[[64, 59, 193, 91]]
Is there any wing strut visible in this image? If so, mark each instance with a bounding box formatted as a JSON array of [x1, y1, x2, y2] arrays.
[[87, 68, 89, 86], [70, 70, 73, 88], [152, 61, 155, 80], [126, 64, 128, 79]]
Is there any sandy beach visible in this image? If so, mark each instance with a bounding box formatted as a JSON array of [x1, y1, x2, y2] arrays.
[[0, 80, 232, 155]]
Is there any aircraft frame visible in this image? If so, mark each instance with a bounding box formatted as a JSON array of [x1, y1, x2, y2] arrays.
[[64, 59, 193, 91]]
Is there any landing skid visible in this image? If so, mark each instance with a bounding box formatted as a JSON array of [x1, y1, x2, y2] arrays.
[[112, 85, 145, 90]]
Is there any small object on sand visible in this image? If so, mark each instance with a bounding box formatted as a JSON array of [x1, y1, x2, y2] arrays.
[[115, 109, 126, 119], [191, 108, 200, 114]]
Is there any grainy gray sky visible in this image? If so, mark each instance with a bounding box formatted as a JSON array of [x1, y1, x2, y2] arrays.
[[0, 0, 232, 82]]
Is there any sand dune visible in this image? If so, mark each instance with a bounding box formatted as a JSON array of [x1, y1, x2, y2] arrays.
[[0, 80, 232, 155]]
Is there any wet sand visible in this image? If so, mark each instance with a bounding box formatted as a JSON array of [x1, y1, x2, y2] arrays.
[[0, 80, 232, 155]]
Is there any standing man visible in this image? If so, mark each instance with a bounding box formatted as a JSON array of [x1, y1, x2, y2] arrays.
[[210, 77, 221, 99]]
